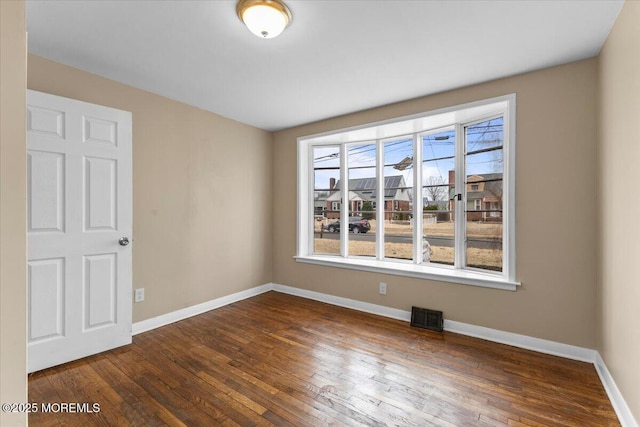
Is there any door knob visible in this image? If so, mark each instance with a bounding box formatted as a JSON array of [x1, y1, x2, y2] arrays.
[[119, 237, 130, 246]]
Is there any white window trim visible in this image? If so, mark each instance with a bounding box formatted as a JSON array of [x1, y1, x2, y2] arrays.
[[294, 255, 519, 291], [297, 94, 519, 291]]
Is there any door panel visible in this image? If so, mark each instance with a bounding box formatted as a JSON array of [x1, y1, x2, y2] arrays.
[[28, 258, 65, 341], [28, 151, 65, 233], [27, 105, 65, 138], [84, 156, 117, 231], [27, 90, 132, 373], [83, 116, 118, 146], [83, 253, 117, 329]]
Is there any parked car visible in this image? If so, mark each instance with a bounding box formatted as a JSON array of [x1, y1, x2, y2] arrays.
[[326, 217, 371, 234]]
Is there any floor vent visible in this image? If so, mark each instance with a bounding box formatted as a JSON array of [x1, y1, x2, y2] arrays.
[[410, 306, 444, 332]]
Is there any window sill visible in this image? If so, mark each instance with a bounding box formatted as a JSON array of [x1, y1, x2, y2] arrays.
[[294, 255, 521, 291]]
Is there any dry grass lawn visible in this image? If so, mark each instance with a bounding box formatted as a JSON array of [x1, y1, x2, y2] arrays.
[[315, 239, 502, 270], [314, 219, 502, 270]]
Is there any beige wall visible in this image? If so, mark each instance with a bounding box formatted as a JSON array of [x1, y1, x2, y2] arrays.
[[0, 0, 28, 425], [0, 3, 635, 423], [273, 59, 599, 348], [28, 55, 273, 323], [598, 1, 640, 421]]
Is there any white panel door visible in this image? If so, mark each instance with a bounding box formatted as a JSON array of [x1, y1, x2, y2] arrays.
[[27, 90, 132, 373]]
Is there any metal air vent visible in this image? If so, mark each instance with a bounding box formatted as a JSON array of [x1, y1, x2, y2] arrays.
[[410, 306, 443, 332]]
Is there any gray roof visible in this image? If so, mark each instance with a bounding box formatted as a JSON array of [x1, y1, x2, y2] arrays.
[[333, 176, 407, 199]]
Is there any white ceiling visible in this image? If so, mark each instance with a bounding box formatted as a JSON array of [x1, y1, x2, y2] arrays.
[[26, 0, 624, 132]]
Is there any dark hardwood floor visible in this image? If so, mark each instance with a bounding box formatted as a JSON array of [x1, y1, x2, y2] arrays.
[[28, 291, 619, 426]]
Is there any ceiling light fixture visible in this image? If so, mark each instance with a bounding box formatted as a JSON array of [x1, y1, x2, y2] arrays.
[[236, 0, 292, 39]]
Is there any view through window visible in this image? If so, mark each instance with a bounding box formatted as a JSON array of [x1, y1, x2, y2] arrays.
[[299, 95, 516, 288]]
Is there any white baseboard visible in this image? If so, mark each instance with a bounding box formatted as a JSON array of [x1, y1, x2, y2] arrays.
[[131, 283, 272, 335], [131, 282, 636, 426], [443, 319, 597, 363], [594, 353, 639, 427], [272, 283, 595, 362], [272, 283, 636, 427], [272, 283, 412, 322]]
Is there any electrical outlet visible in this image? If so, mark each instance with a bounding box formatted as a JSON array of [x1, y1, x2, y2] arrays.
[[134, 288, 145, 303], [379, 282, 387, 295]]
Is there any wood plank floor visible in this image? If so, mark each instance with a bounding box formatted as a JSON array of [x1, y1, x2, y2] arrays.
[[28, 291, 619, 426]]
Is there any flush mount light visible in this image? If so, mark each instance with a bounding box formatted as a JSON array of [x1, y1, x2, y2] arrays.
[[236, 0, 292, 39]]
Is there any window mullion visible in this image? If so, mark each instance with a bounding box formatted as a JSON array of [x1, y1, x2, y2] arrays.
[[340, 144, 349, 257], [300, 142, 313, 257], [454, 123, 466, 269], [307, 144, 314, 256], [504, 101, 516, 281], [412, 134, 422, 264], [376, 139, 384, 260]]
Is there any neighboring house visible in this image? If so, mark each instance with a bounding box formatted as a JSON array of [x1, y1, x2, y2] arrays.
[[314, 190, 329, 217], [448, 170, 503, 222], [325, 176, 411, 219]]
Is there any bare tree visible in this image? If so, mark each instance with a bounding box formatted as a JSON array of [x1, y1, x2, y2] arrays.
[[485, 177, 503, 219], [424, 176, 446, 203]]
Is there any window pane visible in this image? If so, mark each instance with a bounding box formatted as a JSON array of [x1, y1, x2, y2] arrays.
[[347, 143, 376, 257], [422, 129, 455, 266], [384, 138, 413, 261], [313, 146, 340, 255], [465, 118, 503, 272]]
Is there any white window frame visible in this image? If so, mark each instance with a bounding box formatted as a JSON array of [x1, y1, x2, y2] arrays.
[[297, 95, 519, 291]]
